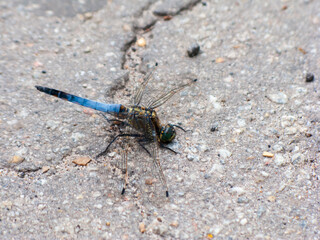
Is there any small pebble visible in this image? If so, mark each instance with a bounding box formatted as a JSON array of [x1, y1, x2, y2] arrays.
[[274, 154, 287, 166], [272, 144, 284, 152], [267, 196, 276, 202], [210, 123, 218, 132], [72, 156, 91, 166], [305, 132, 312, 137], [137, 38, 146, 47], [260, 171, 269, 177], [187, 43, 200, 57], [237, 197, 249, 203], [42, 166, 50, 173], [285, 127, 297, 135], [178, 192, 185, 197], [10, 155, 25, 164], [18, 172, 25, 178], [46, 120, 59, 130], [257, 206, 266, 218], [33, 61, 43, 67], [230, 186, 245, 195], [267, 92, 288, 104], [94, 204, 102, 209], [204, 173, 211, 179], [215, 57, 225, 63], [145, 178, 154, 185], [38, 204, 46, 210], [240, 218, 248, 225], [263, 152, 274, 158], [71, 132, 85, 142], [170, 221, 179, 227], [84, 12, 93, 20], [92, 191, 102, 198], [218, 149, 232, 158], [84, 47, 91, 53], [291, 153, 304, 164], [122, 24, 131, 31], [209, 164, 224, 177], [305, 73, 314, 82], [237, 119, 246, 127], [153, 224, 168, 236], [281, 115, 296, 128], [211, 225, 223, 235], [2, 201, 14, 211]]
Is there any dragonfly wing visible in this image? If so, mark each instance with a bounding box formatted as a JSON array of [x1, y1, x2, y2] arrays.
[[136, 116, 169, 202], [147, 78, 197, 109], [133, 63, 158, 106]]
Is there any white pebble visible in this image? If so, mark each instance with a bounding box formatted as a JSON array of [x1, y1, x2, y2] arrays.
[[274, 154, 288, 166], [240, 218, 248, 225], [267, 92, 288, 104], [218, 149, 232, 158]]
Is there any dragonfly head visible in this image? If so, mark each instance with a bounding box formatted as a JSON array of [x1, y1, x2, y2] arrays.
[[159, 124, 176, 143]]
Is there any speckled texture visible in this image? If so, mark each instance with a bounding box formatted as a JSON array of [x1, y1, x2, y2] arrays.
[[1, 0, 319, 239]]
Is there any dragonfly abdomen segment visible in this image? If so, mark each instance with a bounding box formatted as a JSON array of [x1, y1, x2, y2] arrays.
[[35, 86, 121, 114]]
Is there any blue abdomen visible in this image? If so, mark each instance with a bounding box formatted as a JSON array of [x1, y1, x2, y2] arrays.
[[35, 86, 121, 114]]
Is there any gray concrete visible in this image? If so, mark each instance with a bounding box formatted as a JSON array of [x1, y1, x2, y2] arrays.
[[1, 0, 319, 239]]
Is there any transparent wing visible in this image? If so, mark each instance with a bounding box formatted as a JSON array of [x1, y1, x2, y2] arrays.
[[100, 113, 169, 203], [135, 116, 169, 203], [133, 63, 158, 106], [147, 79, 197, 109]]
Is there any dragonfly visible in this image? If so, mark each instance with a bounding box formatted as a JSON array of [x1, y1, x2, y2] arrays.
[[36, 63, 196, 197]]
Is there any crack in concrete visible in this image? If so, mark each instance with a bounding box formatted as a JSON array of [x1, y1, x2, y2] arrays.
[[121, 0, 203, 72], [120, 35, 137, 69], [153, 0, 201, 17]]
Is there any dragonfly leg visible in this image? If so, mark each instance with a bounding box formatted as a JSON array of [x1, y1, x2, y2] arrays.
[[121, 149, 128, 195], [159, 143, 179, 154], [99, 113, 110, 122], [99, 113, 126, 126], [172, 124, 187, 132], [137, 139, 152, 156], [96, 133, 143, 158]]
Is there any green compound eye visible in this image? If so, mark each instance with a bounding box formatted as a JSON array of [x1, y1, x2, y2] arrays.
[[160, 124, 176, 143]]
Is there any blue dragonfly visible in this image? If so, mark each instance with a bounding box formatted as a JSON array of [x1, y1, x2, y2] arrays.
[[36, 64, 196, 197]]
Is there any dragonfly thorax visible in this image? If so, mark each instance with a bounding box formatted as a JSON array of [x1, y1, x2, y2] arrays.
[[159, 124, 176, 143]]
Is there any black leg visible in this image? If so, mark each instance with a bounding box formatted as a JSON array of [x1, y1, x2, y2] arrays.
[[121, 149, 128, 195], [160, 143, 179, 154], [99, 113, 127, 126], [99, 113, 110, 122], [172, 124, 187, 132], [96, 133, 142, 158], [137, 139, 152, 156]]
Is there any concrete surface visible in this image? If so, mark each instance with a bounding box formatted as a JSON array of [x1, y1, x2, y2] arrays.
[[0, 0, 319, 239]]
